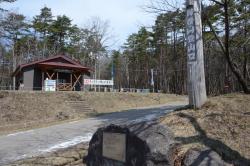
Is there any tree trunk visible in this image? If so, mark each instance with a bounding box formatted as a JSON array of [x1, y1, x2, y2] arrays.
[[224, 0, 250, 94], [12, 44, 16, 90]]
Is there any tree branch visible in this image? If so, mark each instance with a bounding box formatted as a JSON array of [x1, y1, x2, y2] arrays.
[[142, 0, 180, 14], [209, 0, 224, 6], [206, 19, 226, 55]]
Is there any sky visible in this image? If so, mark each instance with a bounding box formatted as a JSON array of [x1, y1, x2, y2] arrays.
[[3, 0, 157, 49]]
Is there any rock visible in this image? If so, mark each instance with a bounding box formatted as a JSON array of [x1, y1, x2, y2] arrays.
[[183, 148, 230, 166], [84, 122, 177, 166]]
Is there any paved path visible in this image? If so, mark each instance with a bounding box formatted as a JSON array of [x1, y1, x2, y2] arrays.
[[0, 102, 186, 165]]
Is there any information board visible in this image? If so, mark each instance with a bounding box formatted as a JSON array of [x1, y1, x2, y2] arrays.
[[45, 79, 56, 91]]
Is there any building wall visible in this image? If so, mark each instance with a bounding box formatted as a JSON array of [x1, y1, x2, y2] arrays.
[[23, 69, 34, 90], [33, 69, 42, 90]]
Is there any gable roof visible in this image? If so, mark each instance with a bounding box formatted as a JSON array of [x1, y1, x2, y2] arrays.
[[12, 55, 92, 77]]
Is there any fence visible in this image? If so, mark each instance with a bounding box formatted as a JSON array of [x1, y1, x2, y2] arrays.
[[0, 85, 162, 94]]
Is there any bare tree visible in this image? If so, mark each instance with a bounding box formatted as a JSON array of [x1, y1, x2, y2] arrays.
[[85, 17, 113, 53], [143, 0, 183, 13]]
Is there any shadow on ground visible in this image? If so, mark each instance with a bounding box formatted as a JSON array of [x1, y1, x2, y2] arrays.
[[175, 113, 250, 166]]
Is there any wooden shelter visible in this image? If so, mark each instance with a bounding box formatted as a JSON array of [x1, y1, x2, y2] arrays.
[[12, 55, 92, 91]]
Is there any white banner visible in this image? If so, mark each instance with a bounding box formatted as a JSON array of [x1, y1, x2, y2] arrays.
[[84, 79, 114, 86], [45, 79, 56, 91]]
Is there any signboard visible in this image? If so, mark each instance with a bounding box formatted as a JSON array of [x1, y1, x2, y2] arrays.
[[186, 5, 197, 62], [45, 79, 56, 91], [102, 132, 126, 162], [84, 79, 114, 86]]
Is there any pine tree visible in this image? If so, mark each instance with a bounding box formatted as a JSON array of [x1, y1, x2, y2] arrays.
[[33, 7, 53, 57], [48, 15, 72, 53], [1, 12, 29, 88]]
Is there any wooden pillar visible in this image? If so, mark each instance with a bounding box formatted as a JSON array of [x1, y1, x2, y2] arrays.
[[13, 76, 16, 90], [186, 0, 207, 108], [70, 73, 73, 91], [56, 72, 59, 91], [42, 71, 44, 91], [82, 74, 84, 91]]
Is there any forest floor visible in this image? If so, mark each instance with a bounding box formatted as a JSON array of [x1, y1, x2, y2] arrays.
[[8, 93, 250, 166], [0, 91, 186, 135]]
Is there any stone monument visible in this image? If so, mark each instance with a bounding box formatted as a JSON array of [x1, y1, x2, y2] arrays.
[[84, 122, 177, 166]]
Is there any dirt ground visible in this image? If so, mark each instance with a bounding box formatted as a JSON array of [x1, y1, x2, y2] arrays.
[[9, 93, 250, 166], [0, 91, 186, 135], [160, 93, 250, 165]]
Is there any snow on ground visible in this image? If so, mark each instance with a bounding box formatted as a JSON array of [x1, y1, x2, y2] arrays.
[[39, 133, 93, 153]]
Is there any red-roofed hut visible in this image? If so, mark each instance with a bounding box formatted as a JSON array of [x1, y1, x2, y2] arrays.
[[12, 55, 92, 91]]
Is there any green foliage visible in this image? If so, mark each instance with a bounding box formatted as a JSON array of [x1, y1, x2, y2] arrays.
[[2, 12, 30, 48], [48, 15, 72, 52], [33, 7, 53, 37]]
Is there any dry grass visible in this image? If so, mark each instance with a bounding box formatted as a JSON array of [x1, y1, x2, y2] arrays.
[[0, 91, 186, 135], [160, 93, 250, 165], [82, 92, 186, 114]]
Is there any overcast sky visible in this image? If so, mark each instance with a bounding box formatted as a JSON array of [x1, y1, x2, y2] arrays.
[[3, 0, 157, 49]]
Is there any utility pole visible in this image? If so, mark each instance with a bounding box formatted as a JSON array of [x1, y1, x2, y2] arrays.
[[94, 53, 97, 92], [111, 59, 114, 91], [98, 56, 101, 92], [151, 69, 154, 93], [186, 0, 207, 108], [12, 45, 16, 90]]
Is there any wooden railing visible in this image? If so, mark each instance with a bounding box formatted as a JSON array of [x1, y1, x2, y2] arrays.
[[57, 83, 72, 91]]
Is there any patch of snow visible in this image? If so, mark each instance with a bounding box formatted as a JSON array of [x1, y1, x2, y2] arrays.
[[39, 133, 93, 153], [69, 120, 80, 124], [15, 154, 27, 160], [131, 114, 159, 123], [7, 130, 34, 137]]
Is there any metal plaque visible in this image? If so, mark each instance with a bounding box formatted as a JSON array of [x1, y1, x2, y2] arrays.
[[102, 132, 126, 162]]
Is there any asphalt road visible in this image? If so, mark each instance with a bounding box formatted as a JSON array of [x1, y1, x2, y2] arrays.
[[0, 102, 186, 165]]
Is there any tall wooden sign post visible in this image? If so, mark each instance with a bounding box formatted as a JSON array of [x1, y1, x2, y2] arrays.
[[186, 0, 207, 108]]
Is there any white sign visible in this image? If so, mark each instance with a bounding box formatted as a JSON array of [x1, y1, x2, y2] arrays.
[[84, 79, 114, 86], [45, 79, 56, 91]]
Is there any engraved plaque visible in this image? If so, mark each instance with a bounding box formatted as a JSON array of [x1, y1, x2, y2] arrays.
[[102, 132, 126, 162]]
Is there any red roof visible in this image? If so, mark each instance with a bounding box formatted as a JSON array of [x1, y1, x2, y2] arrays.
[[38, 62, 89, 70], [12, 55, 92, 76]]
